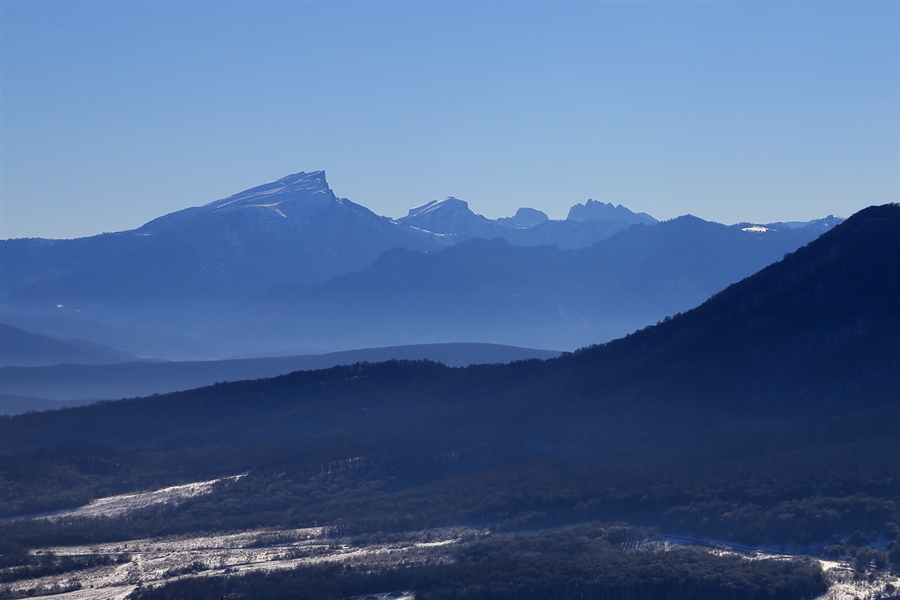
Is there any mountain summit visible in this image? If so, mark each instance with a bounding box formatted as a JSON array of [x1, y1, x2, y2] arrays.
[[567, 199, 657, 225], [399, 197, 498, 240], [0, 170, 848, 360], [137, 171, 363, 233], [0, 171, 443, 343], [205, 171, 332, 215], [398, 196, 658, 248]]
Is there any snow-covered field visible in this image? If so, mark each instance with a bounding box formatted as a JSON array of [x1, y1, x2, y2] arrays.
[[1, 525, 472, 599], [3, 483, 897, 600], [658, 536, 900, 600], [6, 526, 896, 600], [814, 558, 899, 600]]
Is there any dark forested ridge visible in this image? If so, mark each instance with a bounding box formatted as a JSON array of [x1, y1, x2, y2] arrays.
[[567, 202, 900, 412], [0, 342, 561, 413], [1, 205, 898, 597]]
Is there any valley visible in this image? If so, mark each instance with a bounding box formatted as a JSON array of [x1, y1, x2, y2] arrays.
[[3, 478, 897, 600], [1, 195, 897, 600], [5, 3, 898, 597]]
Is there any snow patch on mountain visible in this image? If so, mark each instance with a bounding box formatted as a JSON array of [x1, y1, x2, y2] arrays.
[[25, 475, 246, 521], [403, 197, 474, 220], [204, 171, 335, 218], [398, 197, 496, 238]]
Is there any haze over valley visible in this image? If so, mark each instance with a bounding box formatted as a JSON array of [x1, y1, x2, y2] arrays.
[[2, 3, 898, 598], [1, 170, 841, 361], [1, 201, 898, 600]]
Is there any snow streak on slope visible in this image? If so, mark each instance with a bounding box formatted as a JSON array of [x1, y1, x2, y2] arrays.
[[1, 526, 473, 600], [30, 476, 245, 521]]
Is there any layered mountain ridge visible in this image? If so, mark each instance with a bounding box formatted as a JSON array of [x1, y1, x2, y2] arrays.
[[2, 204, 896, 556], [567, 198, 657, 224], [1, 170, 847, 360], [398, 194, 660, 248]]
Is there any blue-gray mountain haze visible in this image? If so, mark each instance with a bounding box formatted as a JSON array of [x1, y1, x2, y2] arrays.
[[1, 171, 842, 363]]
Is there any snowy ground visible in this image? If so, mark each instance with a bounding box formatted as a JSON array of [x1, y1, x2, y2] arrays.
[[1, 525, 472, 599], [814, 558, 899, 600], [3, 482, 897, 600], [659, 535, 900, 600], [32, 475, 246, 521]]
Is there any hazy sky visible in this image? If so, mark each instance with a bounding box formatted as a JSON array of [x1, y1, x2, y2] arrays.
[[2, 1, 898, 239]]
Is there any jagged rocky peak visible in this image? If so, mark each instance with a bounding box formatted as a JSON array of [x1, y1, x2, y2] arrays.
[[203, 171, 336, 216], [494, 207, 549, 229], [567, 199, 657, 225]]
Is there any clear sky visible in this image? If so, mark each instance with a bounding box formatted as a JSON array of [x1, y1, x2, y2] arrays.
[[2, 1, 898, 239]]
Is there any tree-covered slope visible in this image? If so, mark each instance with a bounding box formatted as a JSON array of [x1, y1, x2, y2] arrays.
[[1, 206, 897, 556]]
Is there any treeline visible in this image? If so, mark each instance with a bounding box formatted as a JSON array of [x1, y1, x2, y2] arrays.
[[127, 525, 828, 600]]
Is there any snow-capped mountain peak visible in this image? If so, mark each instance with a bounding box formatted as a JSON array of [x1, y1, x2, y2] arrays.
[[402, 197, 474, 220], [203, 171, 335, 217], [136, 171, 338, 234], [397, 197, 497, 238]]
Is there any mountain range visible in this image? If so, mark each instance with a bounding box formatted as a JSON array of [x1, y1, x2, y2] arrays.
[[1, 170, 843, 360], [3, 204, 896, 556], [1, 204, 896, 599]]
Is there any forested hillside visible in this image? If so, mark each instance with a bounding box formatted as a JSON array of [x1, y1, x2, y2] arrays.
[[1, 205, 898, 599]]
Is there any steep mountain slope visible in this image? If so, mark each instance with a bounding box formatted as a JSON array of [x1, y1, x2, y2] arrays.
[[222, 215, 840, 354], [568, 203, 900, 411], [3, 206, 895, 541]]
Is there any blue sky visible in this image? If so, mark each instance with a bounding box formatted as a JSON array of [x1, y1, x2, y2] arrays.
[[2, 1, 898, 239]]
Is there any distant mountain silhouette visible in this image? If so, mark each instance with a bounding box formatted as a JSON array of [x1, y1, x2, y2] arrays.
[[0, 172, 443, 336], [5, 206, 892, 444], [0, 323, 137, 367], [0, 395, 79, 416], [566, 198, 657, 225], [494, 207, 549, 228], [0, 170, 845, 359], [2, 206, 896, 553], [399, 197, 500, 241], [398, 195, 659, 249], [221, 215, 843, 355], [0, 314, 216, 361]]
